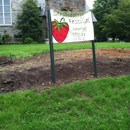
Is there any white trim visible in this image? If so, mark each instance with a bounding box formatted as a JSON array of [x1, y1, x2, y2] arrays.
[[0, 0, 12, 26]]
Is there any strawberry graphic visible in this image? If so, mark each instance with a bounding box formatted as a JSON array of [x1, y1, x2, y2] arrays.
[[51, 18, 69, 43]]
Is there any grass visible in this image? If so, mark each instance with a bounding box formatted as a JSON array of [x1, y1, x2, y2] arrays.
[[0, 44, 50, 59], [0, 42, 130, 59], [0, 42, 130, 129], [0, 76, 130, 130]]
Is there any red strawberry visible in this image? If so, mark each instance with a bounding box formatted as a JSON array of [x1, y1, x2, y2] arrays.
[[51, 18, 69, 43]]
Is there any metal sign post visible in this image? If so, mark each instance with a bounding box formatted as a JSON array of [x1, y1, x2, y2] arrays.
[[47, 9, 97, 83], [92, 40, 97, 77], [90, 9, 97, 77], [47, 9, 55, 83]]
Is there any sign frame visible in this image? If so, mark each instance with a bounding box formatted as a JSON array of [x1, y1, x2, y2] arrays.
[[47, 9, 97, 83]]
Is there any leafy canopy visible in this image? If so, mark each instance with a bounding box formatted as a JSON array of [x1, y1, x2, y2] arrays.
[[93, 0, 119, 41], [103, 0, 130, 41]]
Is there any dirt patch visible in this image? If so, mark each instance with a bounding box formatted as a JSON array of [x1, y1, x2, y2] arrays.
[[0, 49, 130, 93]]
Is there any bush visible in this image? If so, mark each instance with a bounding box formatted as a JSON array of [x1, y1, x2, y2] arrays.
[[14, 32, 22, 38], [0, 35, 3, 45], [31, 41, 39, 44], [2, 34, 10, 44], [24, 37, 33, 44]]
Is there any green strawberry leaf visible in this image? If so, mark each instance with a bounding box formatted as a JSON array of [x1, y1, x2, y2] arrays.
[[52, 18, 68, 32], [54, 25, 58, 30], [54, 19, 59, 23], [62, 22, 68, 27], [57, 23, 61, 26], [62, 22, 67, 24], [58, 26, 60, 32]]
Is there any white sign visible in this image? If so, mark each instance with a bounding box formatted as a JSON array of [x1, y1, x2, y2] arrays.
[[50, 9, 94, 43]]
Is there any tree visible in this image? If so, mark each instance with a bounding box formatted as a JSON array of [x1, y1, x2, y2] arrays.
[[102, 13, 118, 41], [17, 0, 43, 42], [103, 0, 130, 41], [93, 0, 120, 41]]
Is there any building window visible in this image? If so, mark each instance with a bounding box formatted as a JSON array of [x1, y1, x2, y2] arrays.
[[0, 0, 12, 25]]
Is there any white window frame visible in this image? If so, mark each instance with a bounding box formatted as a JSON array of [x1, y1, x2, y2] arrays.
[[0, 0, 12, 26]]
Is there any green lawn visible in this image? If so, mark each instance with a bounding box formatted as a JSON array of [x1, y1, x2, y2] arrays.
[[0, 42, 130, 129], [0, 76, 130, 130], [0, 42, 130, 59]]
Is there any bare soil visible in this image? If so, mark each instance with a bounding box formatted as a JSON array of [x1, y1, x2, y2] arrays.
[[0, 49, 130, 93]]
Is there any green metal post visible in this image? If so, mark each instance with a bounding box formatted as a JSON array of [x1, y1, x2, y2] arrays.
[[47, 9, 55, 83], [89, 9, 97, 77], [92, 40, 97, 77]]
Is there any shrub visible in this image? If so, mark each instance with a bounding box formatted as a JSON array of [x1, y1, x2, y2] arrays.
[[2, 34, 10, 44], [14, 32, 22, 38], [31, 41, 39, 44], [24, 37, 33, 44], [0, 34, 3, 45]]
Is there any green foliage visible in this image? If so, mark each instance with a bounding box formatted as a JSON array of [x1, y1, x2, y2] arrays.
[[102, 13, 118, 40], [103, 0, 130, 41], [16, 0, 43, 42], [24, 37, 33, 44], [0, 76, 130, 129], [2, 34, 10, 44], [14, 32, 22, 38], [93, 0, 119, 41], [31, 41, 39, 44], [0, 34, 3, 45], [93, 0, 130, 42]]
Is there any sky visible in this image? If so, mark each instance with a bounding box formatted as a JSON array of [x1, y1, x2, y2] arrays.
[[86, 0, 95, 9]]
